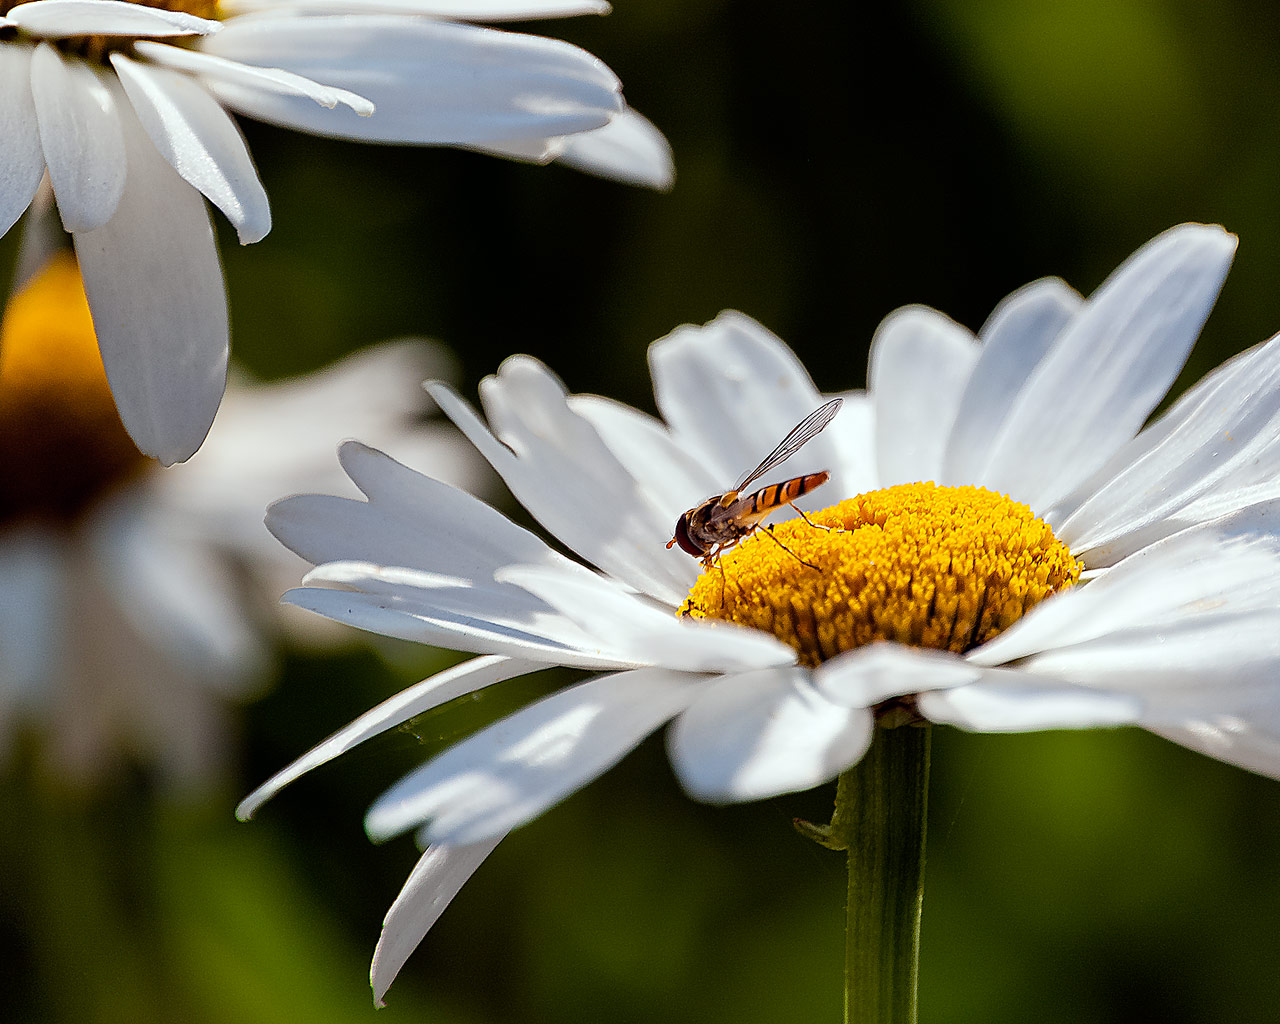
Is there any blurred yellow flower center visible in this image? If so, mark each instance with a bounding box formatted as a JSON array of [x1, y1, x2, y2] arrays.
[[680, 483, 1081, 668], [0, 254, 148, 524]]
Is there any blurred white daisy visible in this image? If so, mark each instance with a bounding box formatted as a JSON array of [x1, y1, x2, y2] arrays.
[[239, 222, 1280, 1002], [0, 0, 672, 465], [0, 252, 484, 787]]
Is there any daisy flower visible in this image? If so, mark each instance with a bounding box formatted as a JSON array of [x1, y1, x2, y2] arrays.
[[239, 222, 1280, 1001], [0, 252, 485, 786], [0, 0, 671, 466]]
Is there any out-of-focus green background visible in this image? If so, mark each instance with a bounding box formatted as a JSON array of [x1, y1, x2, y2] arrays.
[[5, 0, 1280, 1021]]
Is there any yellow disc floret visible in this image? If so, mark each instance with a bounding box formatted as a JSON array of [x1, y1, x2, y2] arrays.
[[0, 253, 147, 524], [681, 482, 1081, 667]]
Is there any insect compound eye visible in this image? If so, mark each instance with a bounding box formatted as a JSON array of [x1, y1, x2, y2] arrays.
[[672, 513, 705, 558]]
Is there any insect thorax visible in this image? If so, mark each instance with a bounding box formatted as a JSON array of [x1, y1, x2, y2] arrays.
[[688, 498, 750, 549]]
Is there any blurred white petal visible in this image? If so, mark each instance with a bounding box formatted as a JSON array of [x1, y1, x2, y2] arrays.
[[669, 667, 872, 803], [815, 643, 981, 707], [0, 524, 68, 706], [919, 678, 1143, 731]]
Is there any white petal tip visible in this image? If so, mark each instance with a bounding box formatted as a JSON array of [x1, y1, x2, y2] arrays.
[[363, 809, 401, 844], [236, 223, 270, 245]]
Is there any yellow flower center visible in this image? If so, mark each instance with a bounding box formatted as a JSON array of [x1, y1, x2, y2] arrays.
[[0, 254, 148, 524], [680, 483, 1081, 668]]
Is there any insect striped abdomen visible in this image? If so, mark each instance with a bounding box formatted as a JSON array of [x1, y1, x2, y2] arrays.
[[748, 471, 829, 514]]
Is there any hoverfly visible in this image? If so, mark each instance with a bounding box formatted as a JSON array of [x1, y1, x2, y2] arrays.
[[667, 397, 843, 570]]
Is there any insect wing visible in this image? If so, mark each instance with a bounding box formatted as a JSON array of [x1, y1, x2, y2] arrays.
[[731, 397, 843, 493]]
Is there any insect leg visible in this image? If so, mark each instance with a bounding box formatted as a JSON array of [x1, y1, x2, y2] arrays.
[[759, 523, 821, 571], [790, 503, 839, 533]]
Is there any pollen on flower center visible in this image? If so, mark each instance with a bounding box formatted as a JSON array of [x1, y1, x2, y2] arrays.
[[680, 483, 1082, 668], [0, 254, 148, 525]]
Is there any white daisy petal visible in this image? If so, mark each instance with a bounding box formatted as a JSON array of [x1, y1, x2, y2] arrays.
[[73, 88, 228, 466], [429, 366, 695, 605], [648, 311, 835, 488], [978, 223, 1237, 511], [133, 40, 374, 116], [29, 43, 127, 233], [9, 0, 221, 37], [868, 306, 980, 486], [227, 0, 609, 16], [1147, 686, 1280, 781], [471, 358, 692, 591], [267, 441, 560, 578], [919, 677, 1144, 731], [552, 108, 674, 190], [668, 666, 873, 803], [367, 668, 703, 845], [814, 643, 981, 707], [819, 390, 878, 499], [497, 563, 798, 672], [111, 53, 271, 245], [1054, 335, 1280, 562], [298, 557, 654, 667], [237, 655, 540, 821], [270, 472, 639, 669], [283, 584, 638, 669], [200, 15, 621, 146], [1018, 612, 1280, 692], [464, 135, 558, 163], [0, 44, 45, 239], [1042, 342, 1263, 530], [942, 278, 1082, 485], [566, 394, 719, 524], [371, 835, 506, 1009], [969, 500, 1280, 667]]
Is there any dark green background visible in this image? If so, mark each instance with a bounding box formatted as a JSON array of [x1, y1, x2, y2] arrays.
[[6, 0, 1280, 1021]]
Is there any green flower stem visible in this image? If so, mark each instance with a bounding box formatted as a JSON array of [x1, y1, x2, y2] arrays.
[[803, 722, 932, 1023]]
